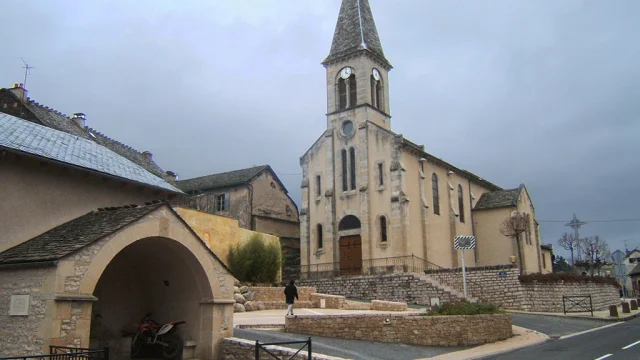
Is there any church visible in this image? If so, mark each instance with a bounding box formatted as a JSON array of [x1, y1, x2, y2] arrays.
[[299, 0, 546, 275]]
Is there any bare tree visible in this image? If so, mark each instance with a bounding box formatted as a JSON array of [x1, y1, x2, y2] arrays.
[[579, 236, 611, 275], [557, 232, 580, 266], [500, 211, 529, 274]]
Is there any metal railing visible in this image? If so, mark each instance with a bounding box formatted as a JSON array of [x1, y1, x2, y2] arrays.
[[295, 255, 443, 280], [255, 338, 311, 360], [0, 346, 109, 360], [562, 295, 593, 316]]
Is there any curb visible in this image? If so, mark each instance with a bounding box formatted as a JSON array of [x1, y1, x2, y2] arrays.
[[506, 310, 640, 323], [471, 333, 549, 360]]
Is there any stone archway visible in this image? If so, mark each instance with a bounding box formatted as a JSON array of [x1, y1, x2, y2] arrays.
[[338, 215, 362, 276], [52, 205, 234, 360]]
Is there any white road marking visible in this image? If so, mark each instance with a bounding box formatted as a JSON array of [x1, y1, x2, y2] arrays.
[[559, 322, 622, 340], [594, 354, 612, 360], [623, 340, 640, 349]]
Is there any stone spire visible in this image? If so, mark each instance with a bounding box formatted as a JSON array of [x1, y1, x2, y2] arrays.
[[323, 0, 391, 68]]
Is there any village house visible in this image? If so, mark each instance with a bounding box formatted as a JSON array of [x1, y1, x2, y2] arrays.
[[299, 0, 546, 276], [0, 91, 239, 359]]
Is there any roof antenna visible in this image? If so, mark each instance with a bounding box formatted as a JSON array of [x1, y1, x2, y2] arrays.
[[21, 58, 34, 95]]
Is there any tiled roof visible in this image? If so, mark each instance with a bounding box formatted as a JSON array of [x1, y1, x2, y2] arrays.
[[0, 88, 172, 182], [629, 264, 640, 276], [177, 165, 270, 193], [473, 187, 522, 211], [0, 203, 163, 265], [0, 113, 181, 192], [323, 0, 391, 67]]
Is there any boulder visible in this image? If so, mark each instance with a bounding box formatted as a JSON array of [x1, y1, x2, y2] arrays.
[[239, 286, 250, 294], [234, 293, 247, 304], [256, 301, 265, 311], [244, 301, 257, 312], [234, 278, 241, 287], [233, 303, 246, 313], [244, 291, 255, 301], [234, 286, 240, 294]]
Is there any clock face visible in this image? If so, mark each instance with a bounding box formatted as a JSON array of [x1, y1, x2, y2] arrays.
[[340, 67, 352, 79], [372, 68, 380, 81]]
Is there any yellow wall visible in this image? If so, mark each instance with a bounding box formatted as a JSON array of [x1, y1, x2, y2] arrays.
[[541, 248, 553, 273], [174, 207, 280, 267]]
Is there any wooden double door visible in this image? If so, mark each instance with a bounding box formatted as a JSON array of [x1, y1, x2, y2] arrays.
[[339, 235, 362, 276]]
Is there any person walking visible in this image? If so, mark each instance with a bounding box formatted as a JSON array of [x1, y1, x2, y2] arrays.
[[284, 280, 299, 316]]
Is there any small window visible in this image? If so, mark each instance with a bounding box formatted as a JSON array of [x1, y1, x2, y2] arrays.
[[432, 173, 440, 215], [342, 120, 354, 136], [316, 175, 322, 197], [270, 181, 276, 189], [341, 149, 348, 191], [378, 163, 384, 186], [349, 147, 356, 190], [286, 205, 292, 217], [380, 216, 387, 242], [458, 185, 465, 223], [215, 193, 229, 212], [317, 224, 323, 249]]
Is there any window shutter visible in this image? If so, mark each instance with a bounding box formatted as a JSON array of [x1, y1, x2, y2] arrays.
[[224, 193, 230, 211]]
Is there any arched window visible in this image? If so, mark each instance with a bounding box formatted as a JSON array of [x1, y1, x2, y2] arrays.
[[432, 173, 440, 215], [349, 147, 356, 190], [349, 74, 357, 107], [458, 184, 465, 223], [380, 216, 388, 242], [338, 78, 347, 110], [371, 75, 382, 110], [339, 215, 361, 231], [317, 224, 323, 249], [341, 149, 348, 191]]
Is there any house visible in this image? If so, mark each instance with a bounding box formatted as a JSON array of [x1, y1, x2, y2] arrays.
[[0, 108, 235, 358], [299, 0, 544, 276], [175, 166, 301, 278], [540, 244, 553, 273]]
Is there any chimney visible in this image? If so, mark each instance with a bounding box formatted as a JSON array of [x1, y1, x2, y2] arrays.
[[72, 113, 86, 128], [8, 83, 28, 101], [142, 151, 153, 161], [166, 171, 178, 181]]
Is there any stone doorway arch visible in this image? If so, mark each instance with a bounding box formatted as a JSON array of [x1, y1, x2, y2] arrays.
[[338, 215, 362, 276]]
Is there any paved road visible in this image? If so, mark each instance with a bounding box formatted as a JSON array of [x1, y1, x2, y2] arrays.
[[511, 313, 610, 337], [234, 328, 467, 360], [488, 317, 640, 360]]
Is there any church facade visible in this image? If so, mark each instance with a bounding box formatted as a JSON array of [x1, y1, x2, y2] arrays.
[[299, 0, 544, 274]]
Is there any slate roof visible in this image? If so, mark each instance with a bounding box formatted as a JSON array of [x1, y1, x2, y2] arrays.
[[0, 203, 163, 265], [177, 165, 271, 193], [0, 88, 172, 181], [540, 244, 553, 251], [323, 0, 391, 67], [473, 187, 523, 211], [0, 113, 181, 193]]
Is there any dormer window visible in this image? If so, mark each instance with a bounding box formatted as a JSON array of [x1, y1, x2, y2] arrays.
[[338, 67, 357, 109]]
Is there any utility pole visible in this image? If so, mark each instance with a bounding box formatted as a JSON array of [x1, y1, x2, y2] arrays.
[[565, 214, 586, 262]]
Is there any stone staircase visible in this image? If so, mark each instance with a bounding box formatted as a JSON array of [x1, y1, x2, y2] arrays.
[[417, 274, 478, 305]]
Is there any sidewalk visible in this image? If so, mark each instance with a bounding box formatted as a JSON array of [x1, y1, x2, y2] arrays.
[[419, 326, 549, 360], [233, 308, 418, 328], [506, 303, 640, 322]]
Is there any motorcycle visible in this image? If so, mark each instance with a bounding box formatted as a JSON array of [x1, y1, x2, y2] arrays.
[[123, 313, 186, 359]]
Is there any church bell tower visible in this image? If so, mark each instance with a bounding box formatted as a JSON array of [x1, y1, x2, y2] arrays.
[[323, 0, 393, 132]]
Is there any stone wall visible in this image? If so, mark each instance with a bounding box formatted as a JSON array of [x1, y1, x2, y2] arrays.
[[371, 300, 407, 312], [0, 266, 55, 357], [222, 337, 349, 360], [311, 293, 347, 309], [521, 282, 619, 312], [285, 313, 513, 346], [252, 286, 316, 302], [298, 273, 462, 305]]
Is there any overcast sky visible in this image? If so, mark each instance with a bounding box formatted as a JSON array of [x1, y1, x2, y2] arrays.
[[2, 0, 639, 258]]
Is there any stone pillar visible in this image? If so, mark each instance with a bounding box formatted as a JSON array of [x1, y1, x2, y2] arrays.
[[50, 294, 97, 348], [357, 122, 371, 260], [199, 301, 234, 360]]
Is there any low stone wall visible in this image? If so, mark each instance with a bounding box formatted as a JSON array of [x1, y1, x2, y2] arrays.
[[261, 301, 316, 310], [298, 273, 461, 305], [285, 313, 512, 346], [312, 293, 347, 309], [222, 337, 350, 360], [521, 282, 619, 312], [371, 300, 407, 312], [252, 286, 316, 302]]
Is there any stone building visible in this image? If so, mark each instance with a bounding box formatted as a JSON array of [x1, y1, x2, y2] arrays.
[[540, 244, 553, 274], [175, 166, 301, 278], [0, 108, 235, 357], [299, 0, 544, 275]]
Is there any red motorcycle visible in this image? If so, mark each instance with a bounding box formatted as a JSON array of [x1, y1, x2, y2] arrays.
[[123, 313, 185, 359]]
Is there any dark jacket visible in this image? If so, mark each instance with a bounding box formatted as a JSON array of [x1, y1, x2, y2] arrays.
[[284, 284, 299, 304]]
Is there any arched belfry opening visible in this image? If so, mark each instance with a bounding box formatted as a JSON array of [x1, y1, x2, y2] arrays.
[[338, 215, 362, 275]]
